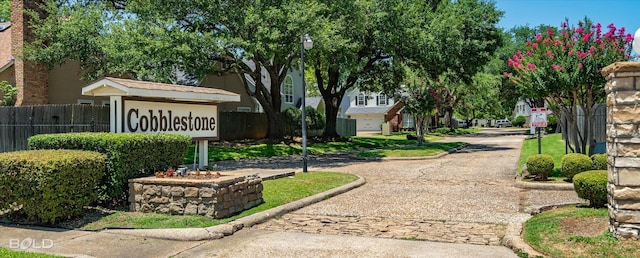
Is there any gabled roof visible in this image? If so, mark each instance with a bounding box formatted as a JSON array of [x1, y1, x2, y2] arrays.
[[302, 96, 323, 109], [82, 77, 240, 103], [0, 22, 13, 72]]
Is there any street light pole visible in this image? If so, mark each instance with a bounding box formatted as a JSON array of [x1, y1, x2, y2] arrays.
[[300, 34, 313, 172]]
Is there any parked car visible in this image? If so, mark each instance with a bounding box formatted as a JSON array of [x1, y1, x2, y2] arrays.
[[454, 119, 467, 128], [495, 119, 512, 128]]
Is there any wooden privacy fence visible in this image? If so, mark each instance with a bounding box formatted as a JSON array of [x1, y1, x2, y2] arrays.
[[0, 105, 110, 152], [218, 112, 268, 140], [1, 105, 353, 152], [560, 104, 606, 146], [336, 117, 356, 137]]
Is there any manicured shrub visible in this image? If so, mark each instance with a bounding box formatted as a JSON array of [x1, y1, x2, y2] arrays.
[[281, 107, 325, 136], [561, 153, 593, 181], [0, 150, 104, 224], [512, 115, 526, 127], [526, 154, 555, 180], [435, 127, 452, 134], [28, 132, 190, 206], [591, 153, 608, 170], [573, 170, 608, 208]]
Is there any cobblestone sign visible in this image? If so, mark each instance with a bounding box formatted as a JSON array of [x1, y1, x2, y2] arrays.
[[603, 62, 640, 240], [129, 173, 263, 218]]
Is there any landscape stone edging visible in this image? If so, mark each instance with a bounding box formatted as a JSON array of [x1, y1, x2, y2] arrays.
[[524, 202, 588, 215], [350, 143, 470, 161], [103, 174, 366, 241]]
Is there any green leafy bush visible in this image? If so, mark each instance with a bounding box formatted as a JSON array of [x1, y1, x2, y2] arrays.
[[281, 106, 326, 136], [435, 127, 452, 134], [0, 80, 17, 106], [561, 153, 593, 181], [0, 150, 104, 223], [28, 132, 190, 206], [513, 115, 526, 127], [573, 170, 608, 208], [545, 115, 558, 134], [526, 154, 554, 180], [591, 153, 607, 170]]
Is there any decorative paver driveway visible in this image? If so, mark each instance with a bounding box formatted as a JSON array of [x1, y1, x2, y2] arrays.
[[253, 132, 533, 245]]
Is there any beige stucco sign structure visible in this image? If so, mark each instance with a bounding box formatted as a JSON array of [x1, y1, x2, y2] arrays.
[[82, 77, 240, 169]]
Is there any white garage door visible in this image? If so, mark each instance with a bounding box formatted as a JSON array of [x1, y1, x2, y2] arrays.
[[357, 117, 384, 131]]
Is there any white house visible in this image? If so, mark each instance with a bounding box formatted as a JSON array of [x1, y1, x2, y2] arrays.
[[344, 88, 403, 132]]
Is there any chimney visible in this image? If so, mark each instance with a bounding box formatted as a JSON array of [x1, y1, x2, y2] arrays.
[[11, 0, 48, 106]]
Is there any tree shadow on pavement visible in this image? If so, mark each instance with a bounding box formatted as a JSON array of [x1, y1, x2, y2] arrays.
[[214, 151, 380, 171], [454, 143, 515, 153]]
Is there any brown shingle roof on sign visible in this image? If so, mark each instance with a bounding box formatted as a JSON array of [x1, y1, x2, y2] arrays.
[[0, 22, 12, 69], [105, 77, 239, 96]]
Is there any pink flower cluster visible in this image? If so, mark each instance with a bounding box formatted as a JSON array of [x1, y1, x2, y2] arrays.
[[506, 20, 632, 77]]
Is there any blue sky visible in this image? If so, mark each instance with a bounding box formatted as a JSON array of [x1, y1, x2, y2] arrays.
[[495, 0, 640, 35]]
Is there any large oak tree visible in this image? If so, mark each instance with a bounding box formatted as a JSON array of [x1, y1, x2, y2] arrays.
[[25, 0, 325, 139]]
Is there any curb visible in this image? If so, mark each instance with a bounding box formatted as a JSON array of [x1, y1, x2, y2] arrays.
[[503, 202, 588, 258], [104, 174, 367, 241], [514, 179, 574, 190], [501, 223, 547, 258], [350, 143, 470, 161]]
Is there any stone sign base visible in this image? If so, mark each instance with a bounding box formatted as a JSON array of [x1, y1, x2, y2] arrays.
[[128, 173, 263, 218]]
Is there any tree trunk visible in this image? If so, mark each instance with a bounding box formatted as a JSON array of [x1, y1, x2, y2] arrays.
[[317, 64, 352, 139], [415, 114, 426, 145], [570, 107, 583, 154], [265, 107, 282, 140], [447, 108, 454, 130], [587, 106, 597, 156], [323, 95, 341, 138]]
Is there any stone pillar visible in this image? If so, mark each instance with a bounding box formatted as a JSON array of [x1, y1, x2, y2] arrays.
[[603, 62, 640, 240], [11, 0, 48, 106]]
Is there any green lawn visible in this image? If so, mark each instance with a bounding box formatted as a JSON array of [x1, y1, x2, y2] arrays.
[[357, 142, 466, 158], [0, 248, 60, 258], [518, 133, 569, 174], [523, 205, 640, 257], [82, 172, 357, 230], [185, 133, 442, 162]]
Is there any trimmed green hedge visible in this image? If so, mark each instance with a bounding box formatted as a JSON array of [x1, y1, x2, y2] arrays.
[[0, 150, 104, 224], [513, 115, 526, 127], [591, 153, 607, 170], [573, 170, 608, 208], [28, 132, 191, 206], [561, 153, 593, 181], [526, 154, 554, 180]]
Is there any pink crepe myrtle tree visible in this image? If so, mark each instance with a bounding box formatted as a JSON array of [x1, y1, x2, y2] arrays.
[[504, 18, 632, 154], [400, 77, 448, 145]]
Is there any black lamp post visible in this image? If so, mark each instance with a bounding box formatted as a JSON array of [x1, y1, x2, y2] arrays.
[[301, 34, 313, 172]]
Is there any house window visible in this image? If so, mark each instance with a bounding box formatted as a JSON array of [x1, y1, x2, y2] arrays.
[[77, 99, 94, 105], [237, 107, 252, 112], [283, 75, 294, 104], [357, 93, 367, 106], [403, 112, 414, 128], [102, 100, 110, 107], [377, 93, 388, 106]]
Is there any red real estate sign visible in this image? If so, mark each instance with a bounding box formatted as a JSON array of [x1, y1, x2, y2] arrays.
[[531, 108, 547, 127]]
